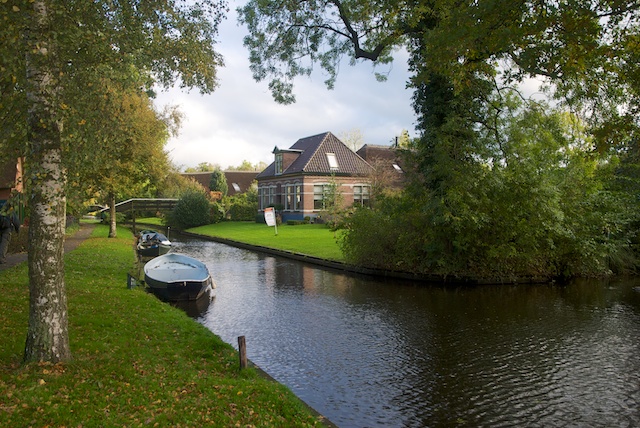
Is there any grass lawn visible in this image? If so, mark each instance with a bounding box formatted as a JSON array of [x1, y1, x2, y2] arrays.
[[135, 216, 165, 226], [186, 222, 345, 262], [0, 224, 326, 427]]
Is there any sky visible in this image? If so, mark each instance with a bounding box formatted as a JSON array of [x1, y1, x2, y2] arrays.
[[153, 5, 416, 172]]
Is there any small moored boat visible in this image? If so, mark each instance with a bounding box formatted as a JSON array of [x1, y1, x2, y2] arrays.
[[143, 253, 214, 301], [137, 230, 171, 257]]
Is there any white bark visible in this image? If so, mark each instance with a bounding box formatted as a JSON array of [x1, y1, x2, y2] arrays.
[[23, 0, 71, 363]]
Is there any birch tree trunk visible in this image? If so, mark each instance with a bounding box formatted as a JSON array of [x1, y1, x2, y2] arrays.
[[109, 192, 117, 238], [23, 0, 71, 363]]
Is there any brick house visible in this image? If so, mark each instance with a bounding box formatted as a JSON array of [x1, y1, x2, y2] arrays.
[[255, 132, 375, 222]]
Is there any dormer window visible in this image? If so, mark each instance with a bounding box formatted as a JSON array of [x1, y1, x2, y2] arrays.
[[275, 153, 283, 175], [326, 153, 339, 171]]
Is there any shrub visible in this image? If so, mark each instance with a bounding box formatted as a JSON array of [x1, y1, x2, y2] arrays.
[[101, 211, 126, 225], [167, 189, 212, 229], [226, 193, 258, 221]]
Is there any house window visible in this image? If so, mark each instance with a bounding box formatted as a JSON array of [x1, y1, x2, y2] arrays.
[[275, 153, 283, 175], [232, 183, 241, 192], [284, 183, 301, 211], [269, 186, 276, 205], [313, 185, 325, 210], [353, 185, 370, 207], [326, 153, 339, 171], [258, 186, 268, 209], [259, 185, 279, 209]]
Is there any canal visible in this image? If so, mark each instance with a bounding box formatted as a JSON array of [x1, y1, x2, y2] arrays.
[[171, 236, 640, 427]]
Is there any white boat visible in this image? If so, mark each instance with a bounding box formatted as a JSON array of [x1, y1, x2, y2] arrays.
[[143, 253, 214, 301]]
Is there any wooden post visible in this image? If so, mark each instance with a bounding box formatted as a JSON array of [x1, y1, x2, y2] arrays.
[[238, 336, 247, 369]]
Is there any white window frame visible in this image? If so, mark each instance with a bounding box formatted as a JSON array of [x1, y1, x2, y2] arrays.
[[353, 184, 371, 207], [326, 153, 339, 171]]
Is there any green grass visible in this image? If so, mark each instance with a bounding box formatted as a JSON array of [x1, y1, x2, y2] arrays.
[[187, 222, 345, 261], [136, 216, 165, 226], [0, 224, 326, 427]]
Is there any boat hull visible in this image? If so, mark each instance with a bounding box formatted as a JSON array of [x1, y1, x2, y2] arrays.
[[137, 243, 171, 258], [144, 274, 213, 301], [137, 230, 171, 258], [143, 253, 213, 301]]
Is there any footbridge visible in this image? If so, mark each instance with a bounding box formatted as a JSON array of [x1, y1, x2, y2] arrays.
[[100, 198, 178, 232]]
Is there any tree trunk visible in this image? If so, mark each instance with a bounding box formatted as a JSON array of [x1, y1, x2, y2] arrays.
[[23, 0, 71, 363], [109, 192, 117, 238]]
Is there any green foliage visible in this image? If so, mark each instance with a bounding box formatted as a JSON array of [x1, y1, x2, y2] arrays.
[[184, 162, 221, 173], [2, 0, 228, 363], [224, 188, 258, 221], [167, 189, 213, 229], [158, 172, 207, 199], [342, 91, 640, 280], [317, 175, 345, 230], [209, 169, 228, 198], [100, 211, 126, 226], [238, 0, 404, 103]]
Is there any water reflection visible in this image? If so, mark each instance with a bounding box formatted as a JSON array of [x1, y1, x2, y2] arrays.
[[171, 236, 640, 428]]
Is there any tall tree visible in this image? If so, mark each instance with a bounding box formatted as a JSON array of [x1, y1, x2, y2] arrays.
[[1, 0, 226, 363], [68, 80, 172, 238], [209, 168, 228, 198], [239, 0, 640, 141], [239, 0, 640, 278]]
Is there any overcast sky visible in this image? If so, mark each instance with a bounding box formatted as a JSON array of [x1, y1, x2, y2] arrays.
[[153, 5, 417, 172]]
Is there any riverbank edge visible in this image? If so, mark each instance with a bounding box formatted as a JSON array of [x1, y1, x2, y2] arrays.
[[0, 224, 336, 428], [178, 229, 553, 286]]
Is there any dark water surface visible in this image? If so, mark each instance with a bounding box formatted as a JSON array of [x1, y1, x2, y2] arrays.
[[171, 237, 640, 428]]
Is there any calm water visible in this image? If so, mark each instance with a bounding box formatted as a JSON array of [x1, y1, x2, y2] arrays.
[[171, 237, 640, 428]]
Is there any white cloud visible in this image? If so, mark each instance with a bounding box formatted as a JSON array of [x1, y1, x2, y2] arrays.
[[154, 6, 416, 171]]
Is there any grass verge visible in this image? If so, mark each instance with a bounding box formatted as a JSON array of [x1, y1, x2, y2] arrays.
[[185, 222, 345, 262], [0, 224, 325, 427]]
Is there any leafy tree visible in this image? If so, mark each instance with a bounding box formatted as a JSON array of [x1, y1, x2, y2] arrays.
[[167, 188, 214, 229], [209, 168, 228, 198], [239, 0, 640, 279], [184, 162, 221, 172], [226, 160, 268, 171], [158, 170, 207, 199], [318, 174, 345, 232], [65, 78, 172, 238], [1, 0, 226, 363], [395, 129, 411, 149], [239, 0, 640, 135]]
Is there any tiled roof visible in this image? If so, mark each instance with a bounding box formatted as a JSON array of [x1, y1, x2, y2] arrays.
[[257, 132, 372, 179], [357, 144, 399, 162]]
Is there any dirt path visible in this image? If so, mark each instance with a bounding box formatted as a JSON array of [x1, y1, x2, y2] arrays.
[[0, 223, 96, 271]]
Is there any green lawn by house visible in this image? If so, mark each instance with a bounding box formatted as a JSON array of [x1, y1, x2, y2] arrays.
[[0, 224, 326, 427], [187, 222, 345, 262]]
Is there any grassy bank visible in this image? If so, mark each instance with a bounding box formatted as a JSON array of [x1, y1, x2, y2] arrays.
[[185, 222, 344, 262], [0, 224, 325, 427]]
